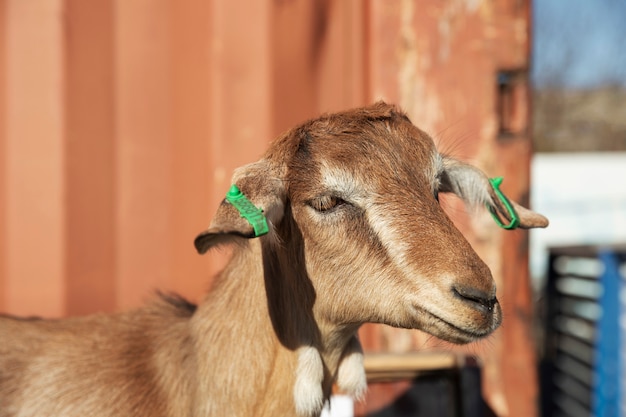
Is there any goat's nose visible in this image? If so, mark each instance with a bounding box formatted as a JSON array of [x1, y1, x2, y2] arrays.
[[452, 285, 498, 313]]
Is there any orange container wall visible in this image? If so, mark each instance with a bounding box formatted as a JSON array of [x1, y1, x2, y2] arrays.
[[4, 0, 66, 317], [0, 0, 6, 312], [0, 1, 536, 415], [169, 0, 214, 307], [114, 0, 174, 310], [65, 0, 117, 315]]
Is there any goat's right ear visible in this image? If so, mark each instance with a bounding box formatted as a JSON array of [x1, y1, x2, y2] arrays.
[[439, 156, 549, 229], [194, 160, 286, 254]]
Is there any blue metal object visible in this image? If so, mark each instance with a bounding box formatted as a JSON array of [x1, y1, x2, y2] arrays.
[[593, 250, 623, 417]]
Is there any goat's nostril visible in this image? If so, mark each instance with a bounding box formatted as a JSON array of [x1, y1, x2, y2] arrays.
[[483, 297, 497, 312], [453, 286, 498, 312]]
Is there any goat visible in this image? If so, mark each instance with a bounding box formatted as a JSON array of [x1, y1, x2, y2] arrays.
[[0, 102, 548, 417]]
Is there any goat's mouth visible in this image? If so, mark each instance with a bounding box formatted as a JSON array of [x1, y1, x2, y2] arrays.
[[409, 304, 502, 344]]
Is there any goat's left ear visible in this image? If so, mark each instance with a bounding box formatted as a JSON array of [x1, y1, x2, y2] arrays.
[[439, 156, 549, 229], [194, 160, 286, 254]]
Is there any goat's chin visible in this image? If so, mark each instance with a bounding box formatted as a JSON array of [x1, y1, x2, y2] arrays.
[[427, 317, 497, 345], [405, 304, 502, 345]]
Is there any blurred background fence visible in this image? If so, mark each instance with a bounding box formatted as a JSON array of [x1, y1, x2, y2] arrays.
[[529, 1, 626, 416]]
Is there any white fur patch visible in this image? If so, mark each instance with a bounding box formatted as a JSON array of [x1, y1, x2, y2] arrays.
[[294, 346, 325, 416], [318, 163, 363, 203], [366, 205, 409, 269], [336, 338, 367, 400], [319, 162, 410, 271]]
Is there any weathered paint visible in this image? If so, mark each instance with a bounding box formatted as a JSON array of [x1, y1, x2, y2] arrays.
[[358, 1, 536, 416]]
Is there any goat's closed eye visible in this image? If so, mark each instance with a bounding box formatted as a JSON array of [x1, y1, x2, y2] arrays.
[[308, 195, 347, 213]]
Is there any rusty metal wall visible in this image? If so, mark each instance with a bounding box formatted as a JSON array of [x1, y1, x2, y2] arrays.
[[0, 1, 535, 415], [357, 2, 537, 416]]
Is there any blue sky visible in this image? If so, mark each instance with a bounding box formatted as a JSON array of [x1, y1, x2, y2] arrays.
[[532, 0, 626, 88]]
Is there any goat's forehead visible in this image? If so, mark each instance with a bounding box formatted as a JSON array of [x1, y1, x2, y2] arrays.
[[289, 135, 443, 197], [277, 114, 446, 196], [318, 152, 441, 191], [308, 125, 436, 163]]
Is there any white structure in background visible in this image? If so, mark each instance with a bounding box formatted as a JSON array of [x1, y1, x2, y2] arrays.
[[529, 152, 626, 291]]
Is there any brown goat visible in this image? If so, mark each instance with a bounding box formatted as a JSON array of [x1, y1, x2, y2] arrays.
[[0, 102, 548, 417]]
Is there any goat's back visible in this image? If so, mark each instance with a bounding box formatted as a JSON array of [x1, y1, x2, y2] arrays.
[[0, 295, 196, 417]]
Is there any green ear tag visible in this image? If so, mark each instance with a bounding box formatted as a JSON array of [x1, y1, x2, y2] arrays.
[[488, 177, 520, 230], [225, 185, 269, 237]]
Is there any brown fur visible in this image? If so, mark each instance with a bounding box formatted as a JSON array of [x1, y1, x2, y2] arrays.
[[0, 102, 548, 417]]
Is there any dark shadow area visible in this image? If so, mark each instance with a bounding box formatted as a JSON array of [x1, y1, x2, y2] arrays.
[[365, 366, 496, 417]]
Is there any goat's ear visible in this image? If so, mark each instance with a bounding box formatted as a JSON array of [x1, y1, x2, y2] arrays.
[[194, 160, 286, 254], [439, 156, 549, 229]]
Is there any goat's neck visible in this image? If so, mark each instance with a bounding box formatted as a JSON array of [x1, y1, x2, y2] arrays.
[[261, 233, 362, 413], [263, 230, 359, 344], [190, 240, 356, 416]]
